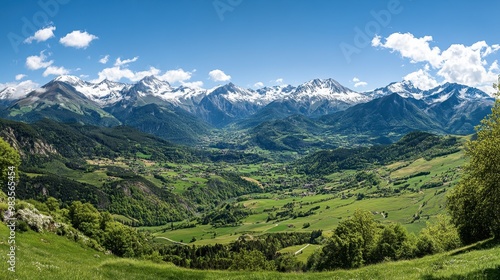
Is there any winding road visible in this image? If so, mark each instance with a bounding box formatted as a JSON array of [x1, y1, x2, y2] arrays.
[[154, 236, 189, 246], [294, 244, 310, 255]]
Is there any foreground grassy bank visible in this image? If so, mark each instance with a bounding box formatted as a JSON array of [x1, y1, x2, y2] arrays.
[[1, 223, 499, 280]]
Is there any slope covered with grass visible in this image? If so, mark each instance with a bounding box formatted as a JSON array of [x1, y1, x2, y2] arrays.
[[1, 222, 499, 279]]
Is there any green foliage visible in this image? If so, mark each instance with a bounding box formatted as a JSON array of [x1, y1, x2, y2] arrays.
[[64, 201, 152, 257], [318, 229, 365, 270], [68, 201, 102, 238], [185, 172, 262, 207], [417, 215, 462, 256], [201, 203, 250, 227], [372, 223, 415, 262], [18, 173, 110, 208], [103, 222, 141, 257], [104, 178, 191, 226], [0, 118, 199, 169], [0, 136, 20, 184], [45, 197, 60, 212], [274, 253, 303, 272], [448, 79, 500, 244], [17, 173, 192, 226], [307, 210, 460, 272], [2, 219, 500, 279], [298, 131, 460, 175], [229, 249, 276, 271], [308, 209, 378, 270], [249, 114, 330, 152]]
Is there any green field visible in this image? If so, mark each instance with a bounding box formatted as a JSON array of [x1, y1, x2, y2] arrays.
[[279, 244, 322, 263], [146, 150, 465, 245]]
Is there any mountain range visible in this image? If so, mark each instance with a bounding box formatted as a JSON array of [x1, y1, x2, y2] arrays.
[[0, 75, 494, 147]]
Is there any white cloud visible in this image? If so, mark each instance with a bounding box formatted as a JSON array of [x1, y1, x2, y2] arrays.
[[24, 26, 56, 44], [94, 66, 201, 87], [209, 69, 231, 82], [114, 56, 139, 67], [15, 74, 27, 81], [374, 32, 500, 93], [181, 81, 204, 88], [159, 68, 193, 83], [352, 77, 367, 87], [372, 32, 442, 68], [254, 82, 264, 88], [94, 66, 159, 82], [99, 55, 109, 64], [131, 67, 161, 82], [43, 66, 69, 77], [275, 78, 284, 84], [489, 60, 499, 72], [437, 42, 498, 88], [371, 35, 382, 48], [59, 30, 98, 49], [25, 51, 53, 70], [95, 66, 135, 82], [0, 80, 39, 99], [403, 66, 439, 90]]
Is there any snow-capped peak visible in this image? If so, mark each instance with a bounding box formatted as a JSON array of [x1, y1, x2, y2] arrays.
[[293, 78, 368, 104], [53, 75, 83, 84], [132, 75, 172, 96], [388, 80, 419, 93], [139, 75, 170, 88], [366, 80, 424, 100], [207, 83, 263, 103], [52, 75, 129, 105], [296, 78, 353, 93], [422, 82, 493, 104], [255, 85, 296, 103]]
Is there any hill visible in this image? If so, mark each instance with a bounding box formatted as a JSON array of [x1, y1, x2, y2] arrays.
[[0, 118, 197, 168], [297, 131, 461, 175]]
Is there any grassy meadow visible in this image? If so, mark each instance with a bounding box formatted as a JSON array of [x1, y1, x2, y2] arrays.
[[1, 223, 499, 279]]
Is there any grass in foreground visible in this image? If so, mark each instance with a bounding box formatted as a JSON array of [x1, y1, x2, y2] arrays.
[[1, 223, 500, 279]]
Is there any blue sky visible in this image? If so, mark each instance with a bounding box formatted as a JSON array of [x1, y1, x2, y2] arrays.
[[1, 0, 499, 93]]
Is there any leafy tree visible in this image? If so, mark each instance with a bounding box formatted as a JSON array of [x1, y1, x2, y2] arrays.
[[229, 249, 276, 271], [45, 197, 60, 212], [0, 137, 20, 184], [371, 223, 412, 262], [308, 209, 378, 270], [448, 77, 500, 243], [317, 230, 364, 269], [103, 221, 140, 257], [68, 201, 101, 238], [416, 215, 462, 256], [274, 253, 303, 272]]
